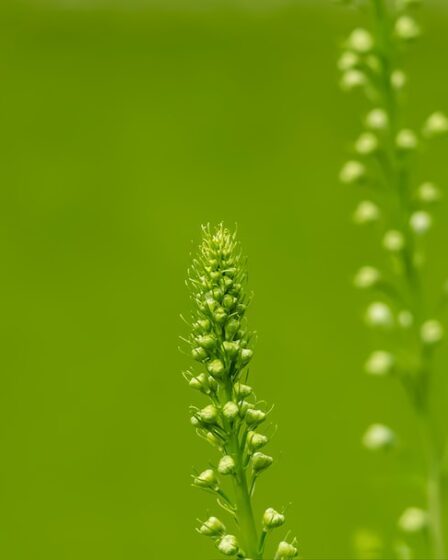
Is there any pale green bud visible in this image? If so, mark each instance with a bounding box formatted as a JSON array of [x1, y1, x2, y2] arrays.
[[398, 507, 427, 533], [240, 348, 253, 365], [207, 359, 226, 378], [222, 294, 236, 310], [217, 534, 239, 556], [338, 51, 360, 72], [353, 266, 381, 289], [364, 351, 394, 376], [218, 455, 236, 475], [423, 111, 448, 138], [275, 540, 299, 559], [366, 108, 389, 130], [192, 347, 208, 362], [348, 28, 374, 54], [383, 230, 405, 252], [252, 452, 273, 473], [410, 210, 432, 235], [365, 302, 394, 328], [198, 516, 226, 537], [391, 69, 407, 90], [355, 132, 379, 155], [214, 307, 227, 324], [247, 431, 268, 451], [417, 182, 441, 203], [234, 382, 253, 398], [362, 423, 395, 450], [420, 320, 444, 344], [222, 401, 239, 421], [225, 317, 240, 339], [340, 69, 367, 91], [395, 15, 420, 40], [245, 408, 266, 426], [199, 404, 219, 424], [194, 469, 218, 489], [339, 160, 365, 184], [223, 341, 240, 358], [398, 310, 414, 328], [263, 507, 285, 530], [396, 129, 418, 151], [205, 431, 222, 449], [353, 200, 380, 224], [197, 335, 216, 350], [189, 373, 211, 393]]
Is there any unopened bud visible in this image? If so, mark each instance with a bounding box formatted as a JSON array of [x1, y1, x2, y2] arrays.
[[417, 182, 441, 203], [234, 382, 253, 398], [198, 516, 226, 537], [207, 359, 226, 378], [355, 132, 379, 155], [391, 69, 407, 90], [192, 347, 208, 362], [247, 431, 269, 451], [252, 452, 273, 473], [240, 348, 253, 365], [217, 535, 239, 556], [348, 28, 374, 53], [395, 15, 420, 40], [354, 266, 381, 289], [420, 319, 444, 344], [423, 111, 448, 138], [338, 51, 360, 72], [365, 302, 394, 328], [218, 455, 236, 475], [340, 160, 365, 183], [223, 341, 240, 358], [396, 129, 418, 151], [398, 507, 427, 533], [410, 210, 432, 235], [340, 69, 367, 91], [366, 108, 389, 130], [383, 230, 405, 252], [199, 404, 219, 424], [245, 408, 266, 426], [275, 539, 299, 559], [222, 401, 239, 421], [194, 469, 218, 489], [225, 318, 240, 339], [365, 351, 394, 376], [362, 423, 395, 450], [353, 200, 380, 224], [263, 508, 285, 530]]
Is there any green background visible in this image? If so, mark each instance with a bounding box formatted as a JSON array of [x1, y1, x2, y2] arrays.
[[1, 1, 448, 558]]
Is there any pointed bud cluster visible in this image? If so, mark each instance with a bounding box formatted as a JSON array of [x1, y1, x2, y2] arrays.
[[187, 224, 253, 383]]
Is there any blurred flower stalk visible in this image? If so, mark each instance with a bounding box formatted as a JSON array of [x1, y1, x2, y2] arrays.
[[183, 224, 298, 559], [338, 0, 448, 558]]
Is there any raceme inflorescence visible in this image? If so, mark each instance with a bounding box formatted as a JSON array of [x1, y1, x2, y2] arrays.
[[183, 224, 298, 560], [338, 1, 448, 558]]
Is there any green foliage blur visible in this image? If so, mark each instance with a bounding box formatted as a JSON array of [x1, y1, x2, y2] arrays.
[[1, 1, 448, 558]]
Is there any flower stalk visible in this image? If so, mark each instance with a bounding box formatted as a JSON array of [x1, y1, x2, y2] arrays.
[[338, 1, 448, 558], [184, 224, 298, 559]]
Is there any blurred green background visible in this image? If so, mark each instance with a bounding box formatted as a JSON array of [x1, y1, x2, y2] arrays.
[[1, 0, 448, 558]]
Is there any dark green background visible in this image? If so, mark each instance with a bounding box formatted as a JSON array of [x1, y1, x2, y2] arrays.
[[1, 1, 448, 558]]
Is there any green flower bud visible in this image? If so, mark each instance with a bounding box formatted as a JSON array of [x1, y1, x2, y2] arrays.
[[207, 359, 226, 379], [189, 373, 210, 393], [275, 539, 299, 559], [218, 455, 236, 475], [198, 516, 226, 537], [199, 404, 219, 424], [252, 452, 273, 473], [192, 347, 208, 362], [222, 401, 239, 421], [193, 319, 211, 334], [225, 318, 240, 339], [214, 307, 227, 324], [194, 469, 218, 489], [234, 382, 253, 399], [197, 335, 216, 350], [247, 431, 268, 451], [263, 507, 285, 530], [240, 348, 253, 365], [205, 431, 222, 449], [245, 408, 266, 426], [222, 294, 236, 310], [217, 534, 239, 556], [223, 341, 240, 358]]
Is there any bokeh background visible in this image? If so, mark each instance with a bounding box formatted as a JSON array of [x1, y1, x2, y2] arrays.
[[1, 0, 448, 558]]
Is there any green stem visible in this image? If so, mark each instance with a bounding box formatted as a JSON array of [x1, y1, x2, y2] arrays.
[[225, 382, 260, 559]]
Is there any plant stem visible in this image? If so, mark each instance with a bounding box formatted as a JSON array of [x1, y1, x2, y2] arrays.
[[226, 382, 260, 559]]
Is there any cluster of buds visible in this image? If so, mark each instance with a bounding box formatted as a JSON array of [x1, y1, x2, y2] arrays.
[[338, 1, 447, 554], [185, 225, 298, 558]]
